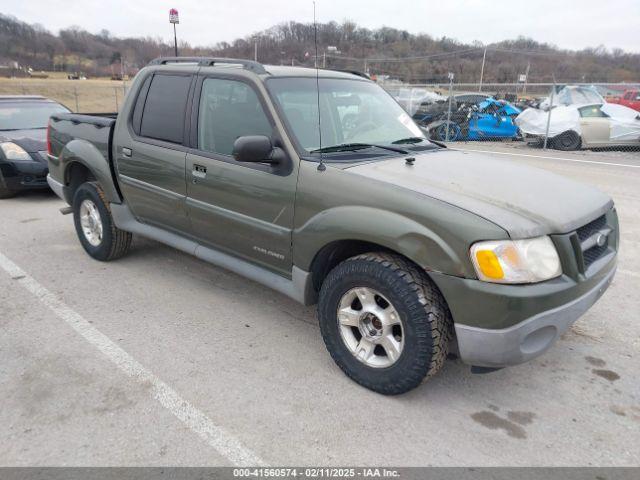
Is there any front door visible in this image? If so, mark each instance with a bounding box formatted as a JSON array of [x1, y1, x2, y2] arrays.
[[578, 105, 611, 146], [185, 75, 298, 275]]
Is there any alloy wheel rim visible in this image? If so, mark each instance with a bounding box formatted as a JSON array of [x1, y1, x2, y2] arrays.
[[79, 199, 103, 247], [337, 287, 404, 368]]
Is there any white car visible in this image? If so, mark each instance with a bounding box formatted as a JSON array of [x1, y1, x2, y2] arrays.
[[517, 101, 640, 150]]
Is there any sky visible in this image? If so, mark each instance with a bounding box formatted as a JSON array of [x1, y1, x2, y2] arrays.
[[3, 0, 640, 52]]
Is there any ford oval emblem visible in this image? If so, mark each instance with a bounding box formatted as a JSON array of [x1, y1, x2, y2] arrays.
[[596, 233, 607, 247]]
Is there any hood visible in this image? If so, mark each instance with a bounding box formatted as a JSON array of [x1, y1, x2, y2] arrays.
[[0, 128, 47, 152], [345, 149, 613, 238]]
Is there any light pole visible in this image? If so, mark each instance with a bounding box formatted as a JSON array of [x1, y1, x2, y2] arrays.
[[478, 47, 487, 92], [169, 9, 179, 57]]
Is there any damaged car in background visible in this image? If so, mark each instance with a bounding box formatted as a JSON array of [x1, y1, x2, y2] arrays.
[[427, 97, 521, 142], [0, 95, 70, 198], [410, 93, 489, 126], [516, 85, 640, 150]]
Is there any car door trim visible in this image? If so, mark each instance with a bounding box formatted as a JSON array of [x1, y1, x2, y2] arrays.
[[119, 174, 185, 200], [186, 196, 290, 235]]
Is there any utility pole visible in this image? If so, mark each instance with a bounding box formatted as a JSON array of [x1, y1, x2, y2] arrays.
[[169, 9, 179, 56], [323, 52, 326, 68], [254, 42, 258, 61], [478, 46, 487, 92]]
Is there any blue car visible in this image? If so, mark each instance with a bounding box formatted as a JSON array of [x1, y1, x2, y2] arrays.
[[428, 98, 521, 142]]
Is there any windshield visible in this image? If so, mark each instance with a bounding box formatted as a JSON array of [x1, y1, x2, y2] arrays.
[[266, 77, 429, 155], [0, 102, 69, 130]]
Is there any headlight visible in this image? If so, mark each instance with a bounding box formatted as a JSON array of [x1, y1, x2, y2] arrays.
[[0, 142, 32, 161], [470, 236, 562, 284]]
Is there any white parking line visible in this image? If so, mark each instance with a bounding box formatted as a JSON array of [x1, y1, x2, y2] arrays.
[[619, 269, 640, 279], [0, 251, 265, 467], [453, 148, 640, 169]]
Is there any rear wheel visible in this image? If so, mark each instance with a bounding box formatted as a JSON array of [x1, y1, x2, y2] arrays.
[[0, 172, 17, 199], [318, 252, 452, 395], [553, 130, 581, 151], [73, 182, 132, 261]]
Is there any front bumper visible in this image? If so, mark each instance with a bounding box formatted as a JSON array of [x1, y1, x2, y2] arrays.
[[452, 265, 615, 367], [0, 159, 49, 190], [431, 208, 618, 367]]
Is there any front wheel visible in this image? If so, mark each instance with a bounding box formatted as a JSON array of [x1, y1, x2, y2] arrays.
[[553, 130, 581, 151], [318, 252, 452, 395], [73, 182, 132, 261]]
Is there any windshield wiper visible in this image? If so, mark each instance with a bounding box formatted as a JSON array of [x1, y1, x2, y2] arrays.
[[391, 137, 427, 144], [311, 143, 408, 154]]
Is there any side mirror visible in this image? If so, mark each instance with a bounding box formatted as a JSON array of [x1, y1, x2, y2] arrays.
[[232, 135, 275, 163]]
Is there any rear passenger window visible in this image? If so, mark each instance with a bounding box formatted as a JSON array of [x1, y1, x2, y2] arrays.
[[131, 75, 153, 135], [139, 74, 191, 144], [197, 78, 272, 156]]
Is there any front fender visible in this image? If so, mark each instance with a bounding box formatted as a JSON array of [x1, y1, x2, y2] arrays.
[[293, 206, 468, 277], [57, 139, 121, 204]]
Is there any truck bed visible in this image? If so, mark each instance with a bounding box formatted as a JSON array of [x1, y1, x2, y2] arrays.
[[48, 113, 117, 163]]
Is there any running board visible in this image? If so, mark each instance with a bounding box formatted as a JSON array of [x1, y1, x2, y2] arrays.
[[110, 203, 317, 306], [59, 206, 73, 215]]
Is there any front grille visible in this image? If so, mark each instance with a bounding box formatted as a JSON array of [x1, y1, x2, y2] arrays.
[[574, 214, 613, 271], [576, 215, 606, 242], [583, 244, 608, 268]]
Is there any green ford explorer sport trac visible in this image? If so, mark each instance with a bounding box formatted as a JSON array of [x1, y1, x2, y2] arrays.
[[46, 57, 618, 395]]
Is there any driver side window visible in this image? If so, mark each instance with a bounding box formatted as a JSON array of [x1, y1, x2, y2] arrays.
[[198, 78, 273, 156]]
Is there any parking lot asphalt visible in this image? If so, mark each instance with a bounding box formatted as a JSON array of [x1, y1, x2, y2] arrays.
[[1, 145, 639, 466]]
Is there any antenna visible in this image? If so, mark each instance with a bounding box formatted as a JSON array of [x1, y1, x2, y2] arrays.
[[313, 1, 326, 172]]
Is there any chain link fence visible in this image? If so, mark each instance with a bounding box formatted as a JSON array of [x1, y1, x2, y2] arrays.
[[1, 74, 638, 154], [381, 80, 640, 154]]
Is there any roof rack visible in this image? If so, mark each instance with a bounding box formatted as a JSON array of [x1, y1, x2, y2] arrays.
[[148, 57, 267, 74]]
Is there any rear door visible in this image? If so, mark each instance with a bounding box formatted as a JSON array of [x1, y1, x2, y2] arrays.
[[184, 74, 298, 275], [116, 71, 194, 233]]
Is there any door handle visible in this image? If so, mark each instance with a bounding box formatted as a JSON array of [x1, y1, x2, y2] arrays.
[[122, 147, 132, 158], [192, 164, 207, 178]]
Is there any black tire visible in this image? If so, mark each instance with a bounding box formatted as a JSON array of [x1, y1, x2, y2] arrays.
[[73, 182, 132, 261], [318, 252, 452, 395], [0, 172, 17, 199], [553, 130, 581, 151]]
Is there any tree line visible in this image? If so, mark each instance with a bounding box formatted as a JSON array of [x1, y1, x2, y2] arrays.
[[1, 14, 638, 83]]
